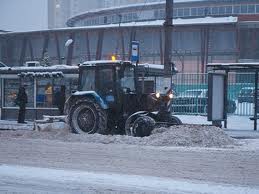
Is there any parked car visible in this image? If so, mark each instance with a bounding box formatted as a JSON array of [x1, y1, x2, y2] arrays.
[[238, 87, 254, 103], [172, 89, 236, 114]]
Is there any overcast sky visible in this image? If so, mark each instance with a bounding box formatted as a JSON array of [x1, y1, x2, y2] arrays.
[[0, 0, 48, 32]]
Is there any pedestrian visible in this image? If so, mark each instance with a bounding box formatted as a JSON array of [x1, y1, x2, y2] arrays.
[[56, 85, 66, 115], [15, 86, 28, 123]]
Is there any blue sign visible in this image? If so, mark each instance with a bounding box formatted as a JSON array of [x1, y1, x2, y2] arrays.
[[131, 41, 139, 62]]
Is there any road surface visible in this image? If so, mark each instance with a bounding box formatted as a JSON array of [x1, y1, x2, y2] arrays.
[[0, 137, 259, 193]]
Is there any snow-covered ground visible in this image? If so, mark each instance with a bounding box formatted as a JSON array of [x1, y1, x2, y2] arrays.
[[176, 115, 255, 130], [1, 164, 258, 194]]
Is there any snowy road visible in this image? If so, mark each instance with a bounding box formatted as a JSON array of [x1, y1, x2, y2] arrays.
[[0, 137, 259, 193], [1, 165, 259, 194]]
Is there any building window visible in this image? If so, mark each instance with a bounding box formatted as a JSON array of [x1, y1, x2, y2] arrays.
[[197, 7, 205, 16], [212, 7, 219, 15], [191, 7, 197, 16], [36, 79, 53, 108], [107, 16, 111, 24], [241, 5, 248, 14], [112, 15, 116, 23], [225, 6, 233, 14], [159, 10, 165, 18], [4, 79, 34, 108], [183, 8, 190, 17], [219, 6, 225, 15], [36, 78, 77, 108], [256, 5, 259, 13], [178, 8, 183, 17], [104, 16, 108, 24], [154, 9, 159, 19], [248, 4, 255, 13], [128, 13, 133, 21], [133, 12, 138, 20], [4, 79, 19, 107], [205, 7, 211, 16], [233, 5, 240, 14], [173, 9, 177, 17]]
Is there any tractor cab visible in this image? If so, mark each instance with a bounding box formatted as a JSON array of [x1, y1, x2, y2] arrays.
[[78, 60, 135, 108]]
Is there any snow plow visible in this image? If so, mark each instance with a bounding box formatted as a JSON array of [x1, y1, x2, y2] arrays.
[[64, 60, 182, 137]]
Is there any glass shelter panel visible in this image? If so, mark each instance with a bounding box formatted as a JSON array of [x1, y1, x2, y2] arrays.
[[4, 78, 34, 108]]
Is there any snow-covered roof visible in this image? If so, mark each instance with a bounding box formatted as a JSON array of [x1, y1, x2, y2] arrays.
[[0, 65, 79, 74], [207, 62, 259, 71], [138, 63, 164, 70], [3, 16, 237, 35], [208, 62, 259, 67], [81, 60, 132, 67]]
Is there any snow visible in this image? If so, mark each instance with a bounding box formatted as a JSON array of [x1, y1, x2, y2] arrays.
[[4, 16, 238, 34], [18, 71, 64, 78], [208, 62, 259, 66], [0, 120, 34, 131], [66, 16, 237, 29], [1, 164, 258, 194], [176, 115, 255, 130], [138, 63, 164, 69], [82, 60, 128, 66], [0, 65, 78, 72], [1, 122, 236, 148]]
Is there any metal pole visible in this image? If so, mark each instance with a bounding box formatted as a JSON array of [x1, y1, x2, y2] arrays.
[[164, 0, 173, 75], [254, 71, 258, 131], [224, 71, 229, 129]]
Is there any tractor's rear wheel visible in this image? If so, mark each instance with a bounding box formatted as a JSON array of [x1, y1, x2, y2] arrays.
[[131, 116, 156, 137], [68, 98, 108, 134]]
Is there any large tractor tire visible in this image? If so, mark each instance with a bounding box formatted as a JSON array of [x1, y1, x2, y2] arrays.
[[68, 98, 108, 134], [131, 116, 156, 137]]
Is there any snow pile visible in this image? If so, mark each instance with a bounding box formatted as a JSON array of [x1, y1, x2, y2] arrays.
[[2, 123, 236, 147], [149, 125, 235, 147]]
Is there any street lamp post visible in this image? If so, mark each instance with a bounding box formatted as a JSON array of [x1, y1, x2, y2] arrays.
[[164, 0, 174, 75]]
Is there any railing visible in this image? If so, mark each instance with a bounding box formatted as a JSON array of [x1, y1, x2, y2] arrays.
[[172, 73, 255, 116]]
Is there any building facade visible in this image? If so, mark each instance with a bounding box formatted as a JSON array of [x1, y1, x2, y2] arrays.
[[52, 0, 105, 28], [0, 0, 258, 73]]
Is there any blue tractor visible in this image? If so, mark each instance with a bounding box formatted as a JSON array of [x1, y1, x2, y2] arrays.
[[65, 60, 182, 137]]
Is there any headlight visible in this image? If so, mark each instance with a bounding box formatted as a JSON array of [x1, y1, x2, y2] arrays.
[[155, 92, 160, 98], [169, 93, 173, 99]]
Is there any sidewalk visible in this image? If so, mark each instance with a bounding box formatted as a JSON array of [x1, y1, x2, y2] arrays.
[[0, 120, 34, 131], [1, 116, 259, 139], [176, 115, 259, 139]]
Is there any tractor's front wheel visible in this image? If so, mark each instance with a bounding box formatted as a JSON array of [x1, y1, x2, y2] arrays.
[[131, 116, 156, 137], [68, 98, 107, 134]]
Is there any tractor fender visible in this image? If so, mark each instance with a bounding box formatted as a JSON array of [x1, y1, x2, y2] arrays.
[[125, 111, 148, 134], [64, 91, 108, 114]]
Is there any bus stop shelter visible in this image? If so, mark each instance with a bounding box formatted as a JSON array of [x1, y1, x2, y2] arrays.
[[207, 62, 259, 131]]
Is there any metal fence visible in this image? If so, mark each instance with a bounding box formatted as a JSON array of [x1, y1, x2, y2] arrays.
[[172, 73, 255, 116]]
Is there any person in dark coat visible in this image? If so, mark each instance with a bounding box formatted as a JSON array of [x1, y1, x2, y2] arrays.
[[16, 86, 28, 123], [55, 85, 66, 115]]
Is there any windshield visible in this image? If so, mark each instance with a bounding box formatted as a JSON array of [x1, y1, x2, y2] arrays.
[[120, 66, 135, 92]]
